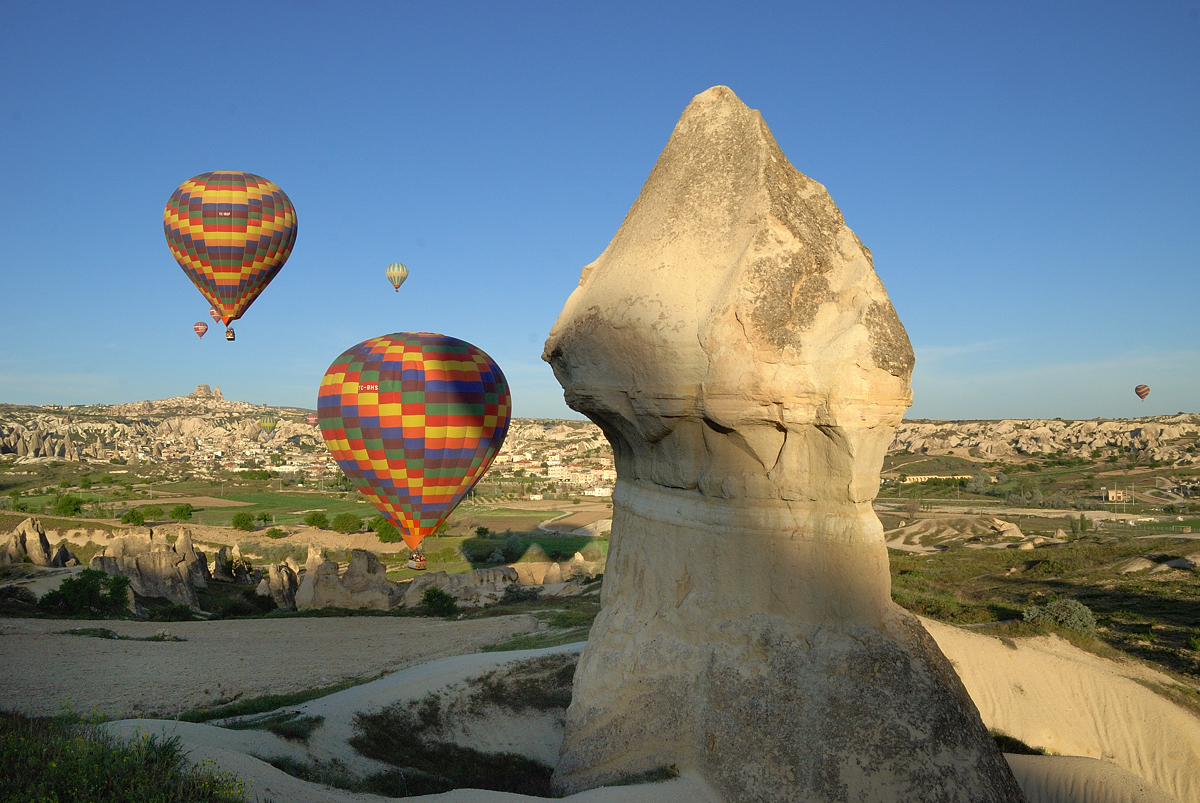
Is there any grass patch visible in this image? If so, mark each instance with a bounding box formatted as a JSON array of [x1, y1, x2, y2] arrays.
[[603, 764, 680, 786], [223, 712, 325, 742], [178, 675, 379, 723], [0, 709, 248, 801], [60, 627, 186, 642], [481, 626, 591, 653], [466, 653, 576, 712], [258, 754, 451, 798], [990, 729, 1046, 755]]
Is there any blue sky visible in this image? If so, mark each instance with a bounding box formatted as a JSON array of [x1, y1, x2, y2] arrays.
[[1, 2, 1196, 420]]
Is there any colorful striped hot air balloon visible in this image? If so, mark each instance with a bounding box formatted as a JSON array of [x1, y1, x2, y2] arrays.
[[317, 333, 511, 550], [193, 322, 208, 339], [386, 262, 409, 292], [1135, 384, 1150, 400], [208, 307, 221, 323], [164, 172, 297, 326], [259, 414, 278, 438]]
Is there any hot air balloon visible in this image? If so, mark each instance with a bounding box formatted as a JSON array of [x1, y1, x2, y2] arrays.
[[306, 413, 319, 426], [193, 322, 209, 339], [259, 414, 278, 438], [1135, 384, 1150, 400], [164, 171, 297, 326], [317, 333, 511, 551], [386, 262, 408, 292], [208, 307, 221, 323]]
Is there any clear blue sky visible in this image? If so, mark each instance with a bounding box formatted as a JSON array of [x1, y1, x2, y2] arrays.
[[1, 2, 1196, 420]]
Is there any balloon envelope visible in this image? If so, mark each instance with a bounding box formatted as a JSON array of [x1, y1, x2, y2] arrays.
[[259, 414, 278, 436], [208, 307, 221, 323], [193, 322, 208, 338], [317, 332, 511, 550], [1135, 384, 1150, 400], [306, 413, 319, 426], [386, 262, 408, 291], [164, 172, 297, 325]]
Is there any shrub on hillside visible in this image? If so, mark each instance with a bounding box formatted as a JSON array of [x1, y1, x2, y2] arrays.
[[168, 504, 193, 521], [1023, 598, 1096, 634], [265, 528, 286, 539], [120, 508, 145, 526], [421, 587, 458, 617], [231, 512, 256, 532], [37, 569, 130, 617], [141, 505, 164, 521], [332, 513, 362, 534], [51, 495, 83, 517], [303, 511, 328, 529], [369, 516, 402, 543]]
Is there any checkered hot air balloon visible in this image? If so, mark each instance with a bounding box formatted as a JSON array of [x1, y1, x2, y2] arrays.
[[193, 322, 208, 339], [164, 172, 297, 326], [1135, 384, 1150, 400], [317, 333, 511, 551], [386, 262, 408, 292]]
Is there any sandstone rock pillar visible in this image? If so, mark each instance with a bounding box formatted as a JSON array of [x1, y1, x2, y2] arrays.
[[544, 86, 1025, 802]]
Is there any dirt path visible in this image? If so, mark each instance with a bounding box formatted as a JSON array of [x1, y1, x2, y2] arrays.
[[0, 614, 537, 719]]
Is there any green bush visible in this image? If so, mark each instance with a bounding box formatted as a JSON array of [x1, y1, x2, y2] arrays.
[[231, 512, 256, 531], [120, 508, 145, 526], [141, 505, 164, 521], [51, 495, 84, 516], [475, 526, 490, 536], [332, 513, 363, 534], [0, 711, 248, 802], [1023, 598, 1096, 634], [169, 503, 194, 521], [264, 528, 286, 539], [303, 511, 329, 529], [256, 512, 273, 525], [421, 587, 459, 616], [150, 604, 195, 622], [37, 569, 130, 617], [369, 516, 402, 543]]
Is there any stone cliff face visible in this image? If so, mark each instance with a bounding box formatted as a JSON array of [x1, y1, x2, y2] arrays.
[[544, 87, 1024, 802]]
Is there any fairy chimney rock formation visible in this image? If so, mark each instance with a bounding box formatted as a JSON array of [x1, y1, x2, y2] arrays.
[[543, 86, 1025, 802]]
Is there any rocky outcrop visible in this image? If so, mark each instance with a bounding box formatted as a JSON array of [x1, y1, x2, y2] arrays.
[[295, 549, 404, 611], [1, 518, 55, 566], [267, 563, 299, 609], [403, 566, 520, 608], [91, 531, 201, 610], [211, 546, 234, 582], [543, 87, 1024, 801]]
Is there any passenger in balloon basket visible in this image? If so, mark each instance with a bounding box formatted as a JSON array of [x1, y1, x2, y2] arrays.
[[225, 328, 235, 341], [407, 551, 426, 571]]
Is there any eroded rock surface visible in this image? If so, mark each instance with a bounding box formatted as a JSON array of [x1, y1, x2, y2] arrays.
[[543, 86, 1024, 802], [91, 530, 201, 610]]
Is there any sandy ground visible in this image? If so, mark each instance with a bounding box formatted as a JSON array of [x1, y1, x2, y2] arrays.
[[4, 612, 1198, 802], [0, 614, 538, 719]]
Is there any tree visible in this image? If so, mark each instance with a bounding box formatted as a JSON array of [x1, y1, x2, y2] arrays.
[[474, 526, 490, 536], [331, 513, 362, 534], [168, 503, 194, 521], [421, 586, 458, 617], [120, 508, 145, 526], [51, 495, 83, 517], [270, 453, 285, 466], [256, 511, 273, 525], [79, 476, 92, 489], [303, 511, 329, 529], [231, 512, 256, 531], [141, 505, 164, 521], [38, 569, 130, 617]]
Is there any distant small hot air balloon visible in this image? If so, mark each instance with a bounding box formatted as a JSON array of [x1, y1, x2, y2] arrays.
[[259, 414, 278, 439], [386, 262, 408, 292], [208, 307, 221, 323], [1135, 384, 1150, 400], [164, 171, 298, 326], [193, 322, 209, 339], [317, 332, 510, 551], [305, 413, 319, 426]]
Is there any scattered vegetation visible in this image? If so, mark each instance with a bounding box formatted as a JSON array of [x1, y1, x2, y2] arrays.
[[37, 569, 130, 617], [60, 626, 186, 642], [223, 711, 325, 743], [0, 710, 248, 802], [1023, 598, 1097, 634], [178, 676, 380, 723]]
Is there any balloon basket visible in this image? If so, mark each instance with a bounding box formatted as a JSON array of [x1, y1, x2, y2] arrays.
[[407, 553, 427, 571]]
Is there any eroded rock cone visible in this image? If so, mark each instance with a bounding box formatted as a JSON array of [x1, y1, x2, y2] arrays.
[[544, 86, 1025, 802]]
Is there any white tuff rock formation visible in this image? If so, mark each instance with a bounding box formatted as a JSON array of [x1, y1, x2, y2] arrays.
[[543, 86, 1025, 802]]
